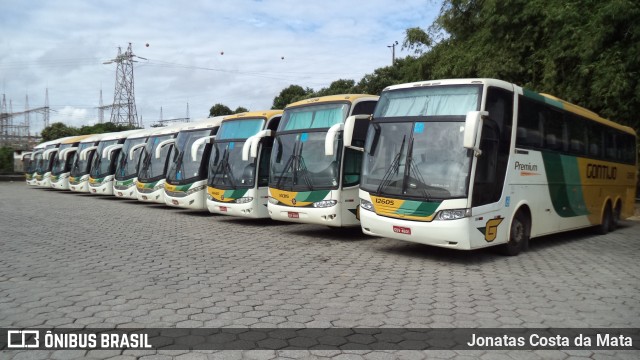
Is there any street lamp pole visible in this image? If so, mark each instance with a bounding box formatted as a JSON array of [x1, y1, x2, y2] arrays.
[[387, 41, 399, 66]]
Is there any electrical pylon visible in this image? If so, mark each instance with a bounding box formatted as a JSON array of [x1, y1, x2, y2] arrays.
[[104, 43, 145, 127]]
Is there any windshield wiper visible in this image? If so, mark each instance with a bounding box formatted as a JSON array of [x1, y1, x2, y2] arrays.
[[294, 143, 314, 190], [403, 136, 432, 201], [275, 141, 298, 190], [211, 147, 236, 187], [376, 135, 406, 195]]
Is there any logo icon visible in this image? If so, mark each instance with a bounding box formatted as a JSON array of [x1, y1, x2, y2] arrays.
[[7, 330, 40, 348]]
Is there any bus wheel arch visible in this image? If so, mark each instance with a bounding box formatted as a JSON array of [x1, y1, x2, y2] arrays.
[[498, 205, 531, 256], [596, 200, 613, 235]]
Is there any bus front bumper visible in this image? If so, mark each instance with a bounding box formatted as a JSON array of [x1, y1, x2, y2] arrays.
[[268, 203, 343, 227], [359, 209, 473, 250]]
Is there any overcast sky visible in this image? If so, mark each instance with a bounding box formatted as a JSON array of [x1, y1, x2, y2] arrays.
[[1, 0, 440, 135]]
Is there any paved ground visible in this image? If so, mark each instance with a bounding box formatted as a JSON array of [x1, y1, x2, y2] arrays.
[[0, 182, 639, 359]]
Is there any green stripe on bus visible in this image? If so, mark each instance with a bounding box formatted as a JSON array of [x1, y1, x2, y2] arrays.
[[224, 188, 248, 199], [396, 200, 441, 217], [523, 89, 564, 109], [295, 190, 331, 203], [542, 153, 589, 217]]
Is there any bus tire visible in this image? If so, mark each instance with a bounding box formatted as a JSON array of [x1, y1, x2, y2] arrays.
[[596, 203, 612, 235], [498, 211, 530, 256], [610, 202, 621, 232]]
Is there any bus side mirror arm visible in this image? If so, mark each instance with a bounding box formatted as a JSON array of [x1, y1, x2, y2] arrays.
[[80, 146, 98, 161], [464, 111, 488, 157], [21, 152, 33, 160], [103, 144, 123, 161], [155, 139, 175, 159], [343, 114, 370, 147], [325, 123, 344, 156], [60, 147, 78, 161], [129, 143, 146, 161], [191, 135, 216, 162], [43, 148, 59, 160], [242, 130, 273, 161]]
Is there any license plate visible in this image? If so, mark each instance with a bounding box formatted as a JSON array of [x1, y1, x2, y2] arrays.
[[288, 212, 299, 219], [117, 192, 122, 196], [91, 189, 96, 193], [219, 206, 227, 212], [142, 195, 148, 200], [393, 225, 411, 235], [172, 200, 179, 205]]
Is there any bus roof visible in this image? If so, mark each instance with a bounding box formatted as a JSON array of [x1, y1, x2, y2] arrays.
[[223, 110, 283, 121], [147, 122, 187, 136], [382, 78, 635, 136], [95, 129, 142, 142], [177, 116, 225, 131], [61, 134, 94, 144], [285, 94, 378, 109]]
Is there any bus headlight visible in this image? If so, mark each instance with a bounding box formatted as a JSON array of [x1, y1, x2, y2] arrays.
[[207, 194, 214, 201], [235, 197, 254, 204], [360, 199, 373, 211], [313, 200, 337, 208], [268, 196, 279, 205], [153, 182, 164, 191], [435, 208, 471, 220], [185, 184, 206, 196]]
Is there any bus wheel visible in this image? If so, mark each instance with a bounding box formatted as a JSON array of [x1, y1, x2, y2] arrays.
[[610, 202, 621, 232], [597, 203, 612, 235], [498, 211, 530, 256]]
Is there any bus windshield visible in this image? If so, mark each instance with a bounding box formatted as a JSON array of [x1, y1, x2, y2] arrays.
[[373, 85, 481, 117], [269, 132, 341, 191], [217, 118, 265, 140], [90, 140, 118, 178], [51, 144, 74, 175], [35, 144, 57, 175], [208, 140, 256, 189], [279, 103, 348, 131], [138, 134, 173, 182], [115, 137, 147, 180], [70, 142, 96, 177], [166, 129, 213, 184], [361, 121, 471, 200], [30, 152, 43, 174]]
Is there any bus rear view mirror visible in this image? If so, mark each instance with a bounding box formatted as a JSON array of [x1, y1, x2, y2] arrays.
[[325, 123, 344, 156], [343, 114, 371, 148], [464, 111, 488, 156]]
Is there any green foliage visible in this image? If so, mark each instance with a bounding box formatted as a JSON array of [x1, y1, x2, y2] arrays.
[[402, 27, 432, 54], [41, 122, 79, 142], [0, 147, 14, 173], [423, 0, 640, 129], [40, 122, 138, 142], [271, 85, 314, 109], [233, 106, 249, 114], [209, 103, 233, 117], [314, 79, 358, 97]]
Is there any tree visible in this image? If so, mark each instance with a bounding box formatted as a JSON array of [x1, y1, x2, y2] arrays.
[[422, 0, 640, 129], [40, 122, 78, 142], [402, 27, 432, 54], [271, 85, 313, 109], [233, 106, 249, 114], [314, 79, 358, 97], [0, 147, 13, 173], [209, 103, 233, 117]]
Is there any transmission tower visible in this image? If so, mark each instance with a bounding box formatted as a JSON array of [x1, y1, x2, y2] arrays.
[[104, 43, 144, 127]]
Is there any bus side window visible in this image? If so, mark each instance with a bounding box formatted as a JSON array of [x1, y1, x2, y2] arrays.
[[342, 148, 362, 188], [351, 101, 377, 116], [473, 87, 513, 207], [257, 138, 273, 187]]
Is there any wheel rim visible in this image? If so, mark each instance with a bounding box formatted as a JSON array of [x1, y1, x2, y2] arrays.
[[512, 220, 524, 246]]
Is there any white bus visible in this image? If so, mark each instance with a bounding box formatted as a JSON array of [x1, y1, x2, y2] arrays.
[[358, 78, 637, 255], [136, 123, 185, 203], [113, 128, 156, 199], [69, 133, 109, 192], [268, 94, 378, 227], [88, 130, 142, 195], [163, 117, 224, 210], [50, 135, 94, 190], [206, 111, 282, 218], [35, 136, 77, 187], [23, 142, 50, 186]]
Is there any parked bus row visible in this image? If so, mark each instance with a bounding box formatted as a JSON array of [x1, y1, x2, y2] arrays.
[[21, 79, 637, 256]]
